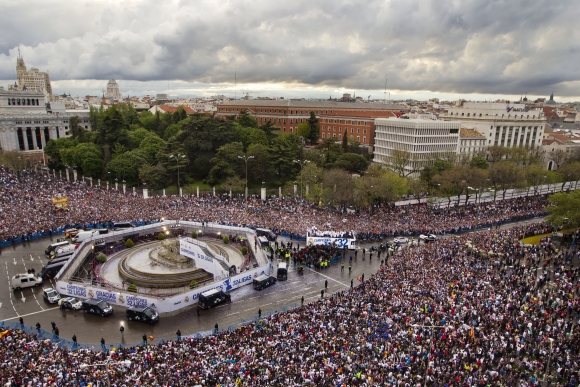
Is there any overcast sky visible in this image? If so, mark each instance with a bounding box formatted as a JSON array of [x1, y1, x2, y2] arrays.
[[1, 0, 579, 102]]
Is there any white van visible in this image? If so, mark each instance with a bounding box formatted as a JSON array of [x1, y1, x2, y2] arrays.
[[11, 273, 43, 290], [72, 230, 97, 243], [51, 244, 76, 259], [45, 240, 70, 257]]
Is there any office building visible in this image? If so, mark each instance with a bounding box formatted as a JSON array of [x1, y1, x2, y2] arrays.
[[440, 102, 546, 149], [374, 118, 461, 176], [216, 100, 407, 147], [12, 53, 53, 96]]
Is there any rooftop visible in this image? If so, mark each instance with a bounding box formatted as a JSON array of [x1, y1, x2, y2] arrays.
[[220, 100, 406, 110], [460, 128, 486, 138]]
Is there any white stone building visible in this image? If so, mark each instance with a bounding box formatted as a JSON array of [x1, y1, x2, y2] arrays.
[[0, 86, 91, 152], [11, 54, 53, 96], [440, 102, 546, 149], [458, 128, 486, 158], [374, 117, 461, 176], [105, 80, 122, 100]]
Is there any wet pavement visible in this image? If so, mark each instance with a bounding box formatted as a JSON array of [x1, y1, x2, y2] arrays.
[[0, 216, 545, 346]]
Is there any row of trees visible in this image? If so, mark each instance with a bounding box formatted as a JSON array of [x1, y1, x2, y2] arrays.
[[3, 104, 579, 207]]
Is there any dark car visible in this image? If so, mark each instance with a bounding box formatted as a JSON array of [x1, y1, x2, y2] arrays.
[[198, 289, 231, 309], [126, 306, 159, 324], [253, 274, 277, 290], [82, 298, 113, 316]]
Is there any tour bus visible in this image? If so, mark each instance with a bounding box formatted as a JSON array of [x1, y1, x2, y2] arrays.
[[306, 231, 357, 250]]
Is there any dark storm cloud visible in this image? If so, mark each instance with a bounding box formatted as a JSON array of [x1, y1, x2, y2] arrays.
[[0, 0, 578, 97]]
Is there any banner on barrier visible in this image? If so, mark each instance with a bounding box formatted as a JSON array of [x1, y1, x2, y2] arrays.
[[55, 262, 272, 313]]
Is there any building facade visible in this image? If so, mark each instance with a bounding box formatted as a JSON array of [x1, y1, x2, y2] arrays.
[[105, 80, 122, 100], [458, 128, 486, 158], [374, 118, 461, 176], [0, 86, 91, 152], [12, 55, 52, 96], [216, 100, 407, 147], [439, 102, 546, 149]]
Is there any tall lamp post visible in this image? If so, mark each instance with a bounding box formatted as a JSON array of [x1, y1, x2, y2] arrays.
[[293, 159, 310, 198], [238, 155, 254, 199], [170, 153, 186, 195], [80, 360, 131, 387]]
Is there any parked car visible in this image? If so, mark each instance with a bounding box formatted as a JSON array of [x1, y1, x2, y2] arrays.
[[198, 289, 231, 309], [43, 288, 62, 304], [393, 237, 408, 244], [419, 234, 438, 242], [82, 298, 113, 316], [126, 306, 159, 324], [58, 296, 83, 310], [253, 274, 277, 290]]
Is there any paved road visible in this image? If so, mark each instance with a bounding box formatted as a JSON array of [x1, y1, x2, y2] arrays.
[[0, 235, 382, 346], [0, 215, 545, 346]]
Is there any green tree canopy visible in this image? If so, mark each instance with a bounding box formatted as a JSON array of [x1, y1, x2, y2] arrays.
[[470, 156, 489, 169], [235, 109, 258, 128], [333, 153, 369, 174], [546, 190, 580, 230], [208, 142, 244, 185]]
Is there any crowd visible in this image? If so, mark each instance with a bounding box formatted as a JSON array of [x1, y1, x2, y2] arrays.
[[0, 168, 549, 245], [2, 221, 580, 386]]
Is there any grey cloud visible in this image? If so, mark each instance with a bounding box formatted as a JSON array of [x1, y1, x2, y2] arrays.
[[0, 0, 578, 98]]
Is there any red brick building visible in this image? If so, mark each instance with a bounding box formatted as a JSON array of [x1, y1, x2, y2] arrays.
[[216, 100, 407, 146]]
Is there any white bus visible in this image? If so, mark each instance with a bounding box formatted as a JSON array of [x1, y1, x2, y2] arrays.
[[306, 232, 356, 250]]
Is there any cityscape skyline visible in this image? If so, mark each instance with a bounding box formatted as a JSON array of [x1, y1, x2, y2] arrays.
[[0, 0, 579, 102]]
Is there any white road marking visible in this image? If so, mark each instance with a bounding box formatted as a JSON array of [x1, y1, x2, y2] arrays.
[[2, 307, 60, 321], [20, 291, 26, 303]]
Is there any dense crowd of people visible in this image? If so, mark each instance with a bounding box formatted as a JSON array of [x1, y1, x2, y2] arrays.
[[2, 222, 580, 386], [0, 168, 549, 245]]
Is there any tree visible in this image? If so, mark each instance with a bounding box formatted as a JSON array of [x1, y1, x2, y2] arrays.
[[487, 145, 509, 164], [407, 178, 429, 204], [333, 153, 369, 174], [247, 143, 275, 185], [488, 160, 524, 200], [259, 121, 277, 140], [389, 149, 416, 177], [44, 138, 75, 170], [296, 122, 311, 141], [235, 109, 258, 128], [107, 150, 148, 184], [221, 176, 245, 194], [306, 111, 319, 144], [127, 128, 153, 149], [208, 142, 244, 185], [355, 164, 407, 207], [138, 164, 169, 190], [138, 134, 166, 165], [69, 116, 86, 141], [546, 190, 580, 230], [60, 143, 103, 178], [342, 131, 348, 151], [322, 169, 355, 205], [470, 156, 489, 169], [557, 161, 580, 190]]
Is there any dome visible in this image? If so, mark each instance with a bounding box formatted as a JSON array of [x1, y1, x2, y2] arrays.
[[545, 92, 557, 105]]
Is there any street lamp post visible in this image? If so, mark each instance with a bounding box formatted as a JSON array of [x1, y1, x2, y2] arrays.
[[80, 360, 131, 387], [293, 159, 310, 198], [238, 155, 254, 199], [170, 154, 186, 196]]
